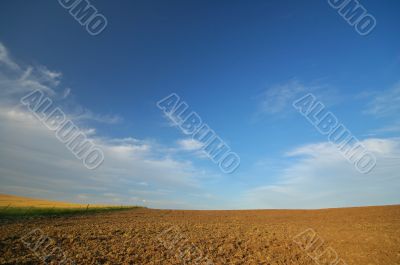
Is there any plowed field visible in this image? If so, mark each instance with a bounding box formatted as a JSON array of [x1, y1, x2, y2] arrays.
[[1, 206, 400, 265]]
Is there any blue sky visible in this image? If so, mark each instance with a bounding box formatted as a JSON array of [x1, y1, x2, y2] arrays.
[[0, 0, 399, 209]]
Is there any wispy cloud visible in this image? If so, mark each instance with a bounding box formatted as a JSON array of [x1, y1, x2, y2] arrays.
[[256, 79, 336, 117], [73, 110, 123, 124], [177, 138, 203, 151], [1, 41, 398, 210], [259, 80, 307, 115], [364, 82, 400, 117], [373, 122, 400, 134], [364, 82, 400, 136], [240, 139, 400, 209], [0, 42, 215, 209], [0, 42, 19, 70]]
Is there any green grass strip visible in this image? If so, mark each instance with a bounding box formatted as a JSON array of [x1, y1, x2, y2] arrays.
[[0, 205, 142, 219]]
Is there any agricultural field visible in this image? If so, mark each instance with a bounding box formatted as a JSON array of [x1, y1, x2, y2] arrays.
[[0, 194, 114, 208], [0, 194, 138, 218], [1, 1, 399, 264], [0, 196, 399, 264]]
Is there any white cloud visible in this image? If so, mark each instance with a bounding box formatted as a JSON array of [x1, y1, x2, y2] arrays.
[[373, 122, 400, 134], [0, 64, 56, 99], [0, 42, 19, 70], [0, 106, 199, 186], [241, 139, 400, 209], [137, 181, 148, 186], [259, 80, 307, 114], [0, 42, 215, 209], [3, 41, 397, 210], [256, 79, 336, 117], [365, 82, 400, 137], [177, 138, 203, 151], [365, 83, 400, 117], [0, 43, 121, 125], [38, 66, 62, 81], [73, 109, 123, 124], [175, 138, 210, 161], [62, 87, 71, 99]]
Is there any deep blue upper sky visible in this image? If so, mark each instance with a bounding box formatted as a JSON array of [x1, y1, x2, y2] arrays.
[[0, 0, 399, 209]]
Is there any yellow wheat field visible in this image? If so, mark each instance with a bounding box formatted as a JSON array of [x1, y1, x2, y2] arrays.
[[0, 194, 112, 208]]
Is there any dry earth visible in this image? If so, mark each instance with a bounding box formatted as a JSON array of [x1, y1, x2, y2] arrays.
[[1, 205, 400, 265]]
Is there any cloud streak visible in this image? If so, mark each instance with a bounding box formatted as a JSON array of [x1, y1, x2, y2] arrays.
[[241, 138, 400, 209], [365, 83, 400, 117], [1, 41, 399, 210], [0, 42, 214, 209]]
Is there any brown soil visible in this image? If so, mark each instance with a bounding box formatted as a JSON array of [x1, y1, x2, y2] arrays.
[[1, 206, 399, 265]]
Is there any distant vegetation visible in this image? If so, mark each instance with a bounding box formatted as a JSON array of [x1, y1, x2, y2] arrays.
[[0, 205, 140, 219], [0, 194, 142, 219]]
